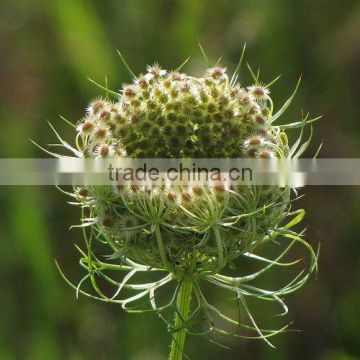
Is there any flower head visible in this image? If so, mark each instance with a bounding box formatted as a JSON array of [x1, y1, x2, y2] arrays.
[[205, 66, 228, 81], [244, 135, 266, 150], [145, 63, 167, 81], [51, 54, 317, 352], [248, 85, 270, 100]]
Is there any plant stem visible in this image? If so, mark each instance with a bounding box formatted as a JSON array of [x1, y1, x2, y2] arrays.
[[169, 280, 193, 360], [155, 224, 172, 270], [213, 226, 224, 273]]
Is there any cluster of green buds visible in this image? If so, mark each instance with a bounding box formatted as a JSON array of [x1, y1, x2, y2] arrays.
[[47, 49, 319, 358], [77, 63, 285, 159], [74, 62, 291, 275]]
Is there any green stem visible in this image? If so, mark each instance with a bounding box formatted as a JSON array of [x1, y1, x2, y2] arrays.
[[213, 226, 225, 273], [169, 280, 193, 360], [155, 224, 172, 270]]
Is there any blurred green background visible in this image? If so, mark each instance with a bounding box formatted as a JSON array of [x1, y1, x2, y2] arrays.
[[1, 0, 360, 359]]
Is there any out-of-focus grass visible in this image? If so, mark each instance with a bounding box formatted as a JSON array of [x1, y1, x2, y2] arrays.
[[46, 0, 118, 84], [1, 0, 360, 359]]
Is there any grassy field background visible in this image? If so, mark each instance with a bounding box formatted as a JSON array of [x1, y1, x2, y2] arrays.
[[1, 0, 360, 359]]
